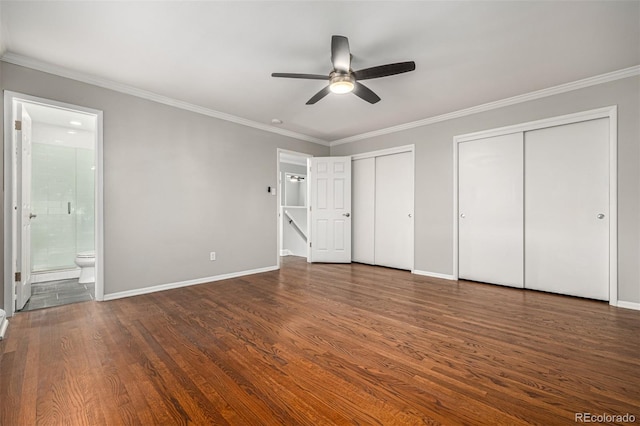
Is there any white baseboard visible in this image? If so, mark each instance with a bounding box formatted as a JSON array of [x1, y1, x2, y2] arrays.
[[412, 269, 455, 280], [32, 269, 81, 283], [280, 249, 307, 257], [614, 300, 640, 311], [0, 310, 8, 340], [103, 265, 279, 301]]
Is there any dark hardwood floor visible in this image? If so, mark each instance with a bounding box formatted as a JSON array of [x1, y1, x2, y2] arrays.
[[1, 256, 638, 425]]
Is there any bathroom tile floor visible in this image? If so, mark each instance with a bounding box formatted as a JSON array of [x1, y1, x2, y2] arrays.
[[21, 279, 95, 312]]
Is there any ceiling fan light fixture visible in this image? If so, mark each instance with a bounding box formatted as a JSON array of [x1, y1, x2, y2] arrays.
[[272, 36, 415, 104], [329, 73, 355, 94]]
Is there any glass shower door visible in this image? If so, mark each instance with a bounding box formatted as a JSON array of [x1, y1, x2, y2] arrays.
[[31, 144, 78, 272]]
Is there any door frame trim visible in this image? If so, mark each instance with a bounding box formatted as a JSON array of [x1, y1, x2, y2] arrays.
[[351, 144, 415, 272], [351, 144, 414, 161], [3, 91, 105, 316], [452, 106, 618, 305], [276, 149, 313, 269]]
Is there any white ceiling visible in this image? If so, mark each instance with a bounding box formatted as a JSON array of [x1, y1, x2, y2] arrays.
[[1, 1, 638, 144]]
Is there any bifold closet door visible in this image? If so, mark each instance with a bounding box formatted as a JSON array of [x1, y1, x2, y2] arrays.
[[352, 158, 375, 264], [374, 152, 413, 270], [524, 118, 609, 300], [458, 133, 524, 287]]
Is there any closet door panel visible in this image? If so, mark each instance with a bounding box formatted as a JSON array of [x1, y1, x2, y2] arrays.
[[375, 152, 413, 270], [458, 133, 524, 287], [352, 158, 375, 264], [524, 118, 609, 300]]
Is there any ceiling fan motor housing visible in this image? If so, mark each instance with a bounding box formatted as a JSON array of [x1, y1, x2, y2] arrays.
[[271, 35, 415, 103], [329, 71, 355, 94]]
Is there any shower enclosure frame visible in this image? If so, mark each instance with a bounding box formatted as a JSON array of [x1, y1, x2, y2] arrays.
[[3, 91, 104, 316]]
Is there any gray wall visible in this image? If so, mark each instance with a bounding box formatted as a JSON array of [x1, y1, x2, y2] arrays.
[[1, 62, 328, 298], [0, 60, 3, 310], [2, 61, 637, 306], [332, 76, 640, 304]]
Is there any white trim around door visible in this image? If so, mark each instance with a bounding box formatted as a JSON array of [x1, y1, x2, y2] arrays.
[[3, 91, 105, 316], [276, 149, 313, 269], [453, 106, 618, 306], [352, 144, 415, 272]]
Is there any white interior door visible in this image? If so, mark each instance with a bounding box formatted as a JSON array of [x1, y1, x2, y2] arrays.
[[458, 133, 524, 288], [524, 118, 609, 300], [351, 157, 375, 264], [16, 104, 34, 310], [374, 152, 413, 270], [309, 157, 351, 263]]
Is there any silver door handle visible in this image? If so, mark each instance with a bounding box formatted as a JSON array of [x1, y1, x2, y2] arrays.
[[29, 213, 37, 219], [408, 214, 412, 218], [460, 213, 466, 218], [342, 213, 350, 217], [597, 213, 605, 219]]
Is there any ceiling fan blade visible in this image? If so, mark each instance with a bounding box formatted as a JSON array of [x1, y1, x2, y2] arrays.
[[353, 82, 381, 104], [306, 86, 331, 105], [271, 73, 328, 80], [331, 35, 351, 72], [354, 61, 416, 81]]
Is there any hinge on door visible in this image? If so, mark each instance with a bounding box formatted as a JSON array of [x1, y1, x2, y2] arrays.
[[14, 120, 22, 131], [309, 206, 312, 211], [309, 242, 312, 248], [15, 272, 21, 282]]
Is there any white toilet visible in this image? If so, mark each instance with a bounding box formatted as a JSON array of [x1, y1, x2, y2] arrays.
[[75, 251, 95, 284]]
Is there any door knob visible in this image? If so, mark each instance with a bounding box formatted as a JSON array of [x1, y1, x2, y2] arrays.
[[29, 213, 37, 219], [343, 213, 350, 217], [408, 214, 412, 218], [597, 213, 605, 219], [460, 213, 466, 218]]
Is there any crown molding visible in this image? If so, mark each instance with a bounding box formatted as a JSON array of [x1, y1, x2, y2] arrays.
[[329, 65, 640, 146], [0, 52, 330, 147], [2, 52, 637, 149]]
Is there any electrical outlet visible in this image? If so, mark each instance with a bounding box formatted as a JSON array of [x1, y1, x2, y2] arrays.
[[210, 252, 216, 261]]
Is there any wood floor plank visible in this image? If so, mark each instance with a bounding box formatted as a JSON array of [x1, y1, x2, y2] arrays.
[[1, 256, 639, 425]]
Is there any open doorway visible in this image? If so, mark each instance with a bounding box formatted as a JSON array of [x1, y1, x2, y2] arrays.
[[4, 92, 103, 315], [277, 150, 312, 267]]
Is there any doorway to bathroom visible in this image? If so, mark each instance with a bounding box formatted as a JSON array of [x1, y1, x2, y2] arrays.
[[277, 150, 312, 267], [4, 92, 104, 315]]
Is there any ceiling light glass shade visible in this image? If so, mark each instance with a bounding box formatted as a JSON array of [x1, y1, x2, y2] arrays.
[[329, 73, 355, 94], [330, 81, 354, 94]]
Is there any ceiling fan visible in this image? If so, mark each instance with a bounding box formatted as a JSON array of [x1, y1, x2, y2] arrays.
[[271, 35, 416, 105]]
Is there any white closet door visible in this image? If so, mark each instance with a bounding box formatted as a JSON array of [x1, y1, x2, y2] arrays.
[[458, 133, 524, 287], [525, 118, 609, 300], [374, 152, 413, 270], [352, 158, 375, 264]]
